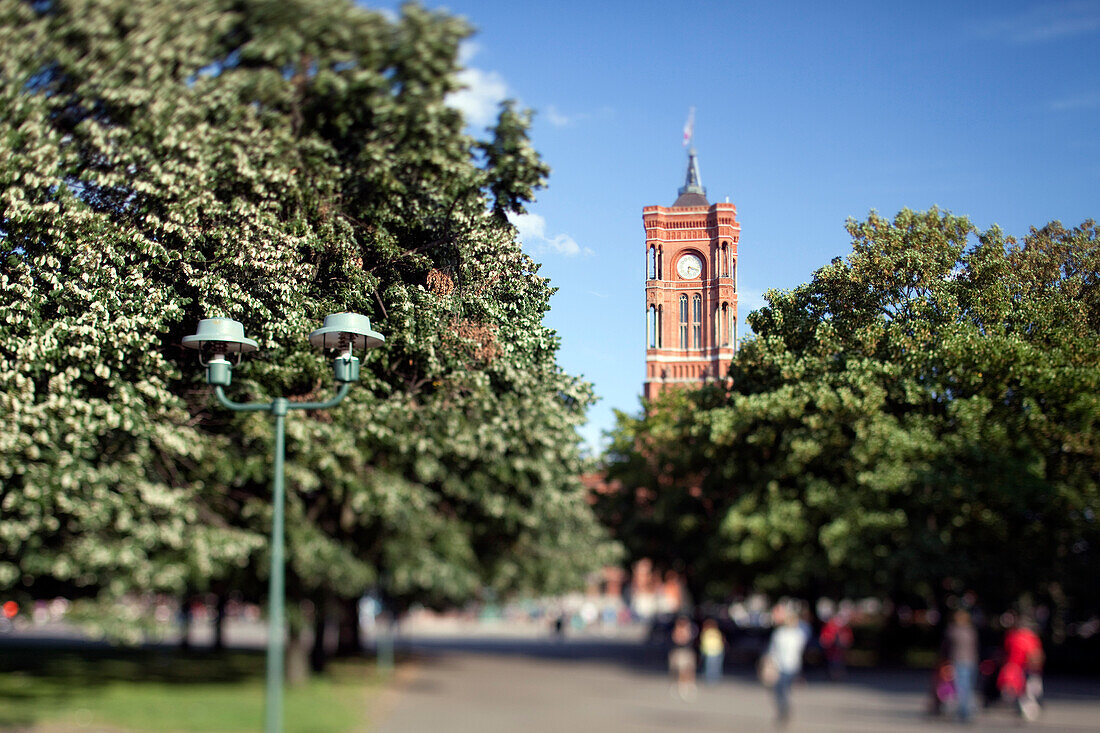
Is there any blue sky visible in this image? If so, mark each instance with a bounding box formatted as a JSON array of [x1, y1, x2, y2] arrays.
[[373, 0, 1100, 452]]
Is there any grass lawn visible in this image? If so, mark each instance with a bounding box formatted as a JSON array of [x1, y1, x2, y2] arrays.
[[0, 645, 381, 732]]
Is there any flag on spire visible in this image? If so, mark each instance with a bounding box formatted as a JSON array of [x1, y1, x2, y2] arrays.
[[682, 107, 695, 148]]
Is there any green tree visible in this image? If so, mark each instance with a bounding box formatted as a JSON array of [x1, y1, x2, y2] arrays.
[[479, 100, 550, 222], [0, 0, 614, 657], [602, 209, 1099, 613], [598, 387, 739, 602]]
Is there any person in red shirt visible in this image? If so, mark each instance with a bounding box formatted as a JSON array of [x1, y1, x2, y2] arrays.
[[819, 612, 853, 680], [998, 614, 1044, 720]]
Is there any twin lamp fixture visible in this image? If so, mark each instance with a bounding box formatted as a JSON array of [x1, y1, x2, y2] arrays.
[[182, 312, 385, 385]]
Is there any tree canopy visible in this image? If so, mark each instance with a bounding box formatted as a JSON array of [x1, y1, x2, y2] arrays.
[[0, 0, 614, 636], [601, 209, 1099, 612]]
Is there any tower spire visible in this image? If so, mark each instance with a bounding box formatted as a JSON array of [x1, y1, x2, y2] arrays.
[[673, 108, 707, 206], [672, 146, 708, 207], [679, 147, 705, 198]]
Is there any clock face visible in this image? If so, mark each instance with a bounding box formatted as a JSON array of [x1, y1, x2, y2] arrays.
[[677, 254, 702, 279]]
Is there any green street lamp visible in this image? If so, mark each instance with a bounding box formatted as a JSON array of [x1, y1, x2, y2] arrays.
[[183, 313, 384, 733]]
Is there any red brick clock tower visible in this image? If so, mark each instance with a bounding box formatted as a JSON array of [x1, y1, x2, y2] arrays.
[[643, 148, 740, 400]]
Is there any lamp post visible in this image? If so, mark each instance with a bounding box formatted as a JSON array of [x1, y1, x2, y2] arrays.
[[183, 313, 384, 733]]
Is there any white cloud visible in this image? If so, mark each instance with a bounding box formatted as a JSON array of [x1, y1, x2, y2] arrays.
[[447, 67, 508, 129], [979, 2, 1100, 44], [545, 105, 574, 128], [457, 41, 480, 67], [1050, 91, 1100, 110], [445, 41, 508, 129], [543, 104, 614, 128], [508, 212, 592, 257], [446, 43, 613, 132]]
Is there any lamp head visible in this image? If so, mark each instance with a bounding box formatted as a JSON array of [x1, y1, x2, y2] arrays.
[[308, 312, 384, 353], [182, 318, 259, 355], [182, 318, 258, 386], [308, 312, 384, 384]]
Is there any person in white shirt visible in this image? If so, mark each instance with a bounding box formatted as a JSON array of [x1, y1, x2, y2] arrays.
[[765, 603, 808, 724]]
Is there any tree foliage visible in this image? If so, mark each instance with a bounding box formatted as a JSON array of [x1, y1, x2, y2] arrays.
[[1, 0, 614, 632], [601, 209, 1100, 611]]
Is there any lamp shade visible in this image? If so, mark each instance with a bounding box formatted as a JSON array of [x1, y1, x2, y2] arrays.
[[308, 312, 385, 351], [182, 318, 259, 353]]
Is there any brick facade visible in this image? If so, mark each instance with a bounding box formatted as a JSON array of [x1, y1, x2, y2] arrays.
[[643, 151, 740, 401]]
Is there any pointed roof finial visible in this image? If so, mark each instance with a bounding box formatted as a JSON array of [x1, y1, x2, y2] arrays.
[[673, 108, 708, 206], [679, 147, 705, 197]]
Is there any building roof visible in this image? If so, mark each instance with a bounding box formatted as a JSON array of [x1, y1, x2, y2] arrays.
[[671, 191, 709, 207], [673, 147, 708, 207]]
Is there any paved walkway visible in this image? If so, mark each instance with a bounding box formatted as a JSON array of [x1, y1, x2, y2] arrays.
[[374, 646, 1100, 733]]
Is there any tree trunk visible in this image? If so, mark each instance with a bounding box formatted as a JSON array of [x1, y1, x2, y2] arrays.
[[310, 602, 328, 674], [336, 596, 362, 655], [286, 624, 310, 686], [213, 593, 227, 651], [178, 594, 192, 651]]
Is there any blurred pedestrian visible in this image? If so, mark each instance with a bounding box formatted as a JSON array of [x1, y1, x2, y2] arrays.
[[699, 618, 725, 685], [798, 605, 814, 647], [765, 604, 808, 726], [998, 614, 1044, 721], [668, 615, 697, 700], [942, 609, 979, 723], [819, 610, 853, 680]]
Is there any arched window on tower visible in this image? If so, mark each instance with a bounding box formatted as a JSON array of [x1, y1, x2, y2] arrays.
[[679, 294, 688, 349], [721, 303, 729, 346], [646, 247, 655, 280], [692, 294, 702, 349], [657, 305, 663, 347], [731, 260, 736, 291], [657, 246, 663, 279], [731, 316, 738, 352], [646, 304, 656, 348]]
